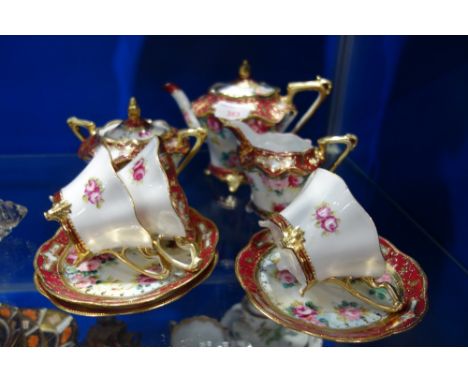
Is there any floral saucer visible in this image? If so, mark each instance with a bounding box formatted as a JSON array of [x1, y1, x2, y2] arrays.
[[34, 253, 217, 316], [236, 230, 428, 343], [35, 208, 218, 314]]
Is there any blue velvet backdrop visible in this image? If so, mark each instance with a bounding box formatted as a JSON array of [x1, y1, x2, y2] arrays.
[[0, 35, 466, 283]]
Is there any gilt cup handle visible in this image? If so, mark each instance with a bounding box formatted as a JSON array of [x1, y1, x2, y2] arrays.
[[67, 117, 97, 142], [285, 76, 332, 134], [317, 134, 358, 172], [174, 127, 207, 175]]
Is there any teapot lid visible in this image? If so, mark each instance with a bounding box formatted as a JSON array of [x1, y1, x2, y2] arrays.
[[210, 60, 279, 98]]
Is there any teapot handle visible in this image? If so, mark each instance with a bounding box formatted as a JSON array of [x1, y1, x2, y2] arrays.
[[317, 134, 358, 172], [174, 127, 207, 175], [284, 76, 332, 134], [67, 117, 97, 142]]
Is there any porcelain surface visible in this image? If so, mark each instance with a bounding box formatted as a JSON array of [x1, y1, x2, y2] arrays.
[[171, 316, 229, 346], [236, 230, 428, 342], [60, 145, 153, 253], [69, 98, 190, 165], [118, 137, 187, 238], [187, 61, 332, 189], [35, 208, 218, 311], [221, 299, 322, 347], [261, 168, 386, 286]]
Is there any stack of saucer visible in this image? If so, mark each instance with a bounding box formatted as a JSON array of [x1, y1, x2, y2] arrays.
[[35, 134, 219, 316], [236, 169, 428, 342]]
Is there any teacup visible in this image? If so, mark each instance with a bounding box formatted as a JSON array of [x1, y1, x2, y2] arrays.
[[44, 139, 200, 278], [225, 121, 357, 215], [260, 168, 403, 312], [117, 137, 201, 271]]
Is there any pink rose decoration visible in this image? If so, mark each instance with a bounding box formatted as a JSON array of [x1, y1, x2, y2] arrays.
[[321, 216, 338, 233], [227, 152, 240, 167], [277, 269, 297, 285], [316, 206, 332, 220], [87, 191, 101, 204], [77, 259, 101, 272], [84, 179, 97, 193], [273, 203, 286, 212], [137, 274, 157, 285], [292, 305, 317, 319], [261, 173, 288, 190], [72, 274, 97, 288], [288, 175, 301, 188], [247, 119, 269, 134], [132, 159, 146, 182], [96, 253, 114, 262], [138, 129, 152, 138], [83, 178, 104, 207], [339, 307, 362, 321], [207, 115, 222, 133], [376, 273, 392, 284]]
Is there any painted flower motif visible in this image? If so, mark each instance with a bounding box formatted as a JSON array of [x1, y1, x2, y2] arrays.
[[246, 119, 270, 134], [376, 273, 392, 284], [289, 303, 327, 327], [132, 158, 146, 182], [76, 259, 101, 272], [273, 203, 286, 212], [83, 178, 104, 208], [138, 129, 152, 138], [71, 273, 97, 289], [292, 305, 316, 319], [260, 173, 289, 191], [338, 306, 362, 321], [288, 175, 302, 188], [207, 115, 222, 133], [321, 215, 339, 233], [277, 269, 297, 287], [314, 203, 339, 235], [137, 274, 158, 286], [221, 151, 240, 167], [315, 206, 332, 220], [95, 253, 115, 263]]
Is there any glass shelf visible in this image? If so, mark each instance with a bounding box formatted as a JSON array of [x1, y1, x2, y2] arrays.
[[0, 150, 466, 346]]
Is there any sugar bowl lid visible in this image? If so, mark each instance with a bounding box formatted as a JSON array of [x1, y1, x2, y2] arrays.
[[210, 60, 279, 98], [100, 97, 171, 142]]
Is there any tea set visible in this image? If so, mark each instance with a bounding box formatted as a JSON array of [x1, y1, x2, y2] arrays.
[[34, 60, 428, 342]]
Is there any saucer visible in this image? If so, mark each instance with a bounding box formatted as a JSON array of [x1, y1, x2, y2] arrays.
[[236, 230, 428, 343], [35, 208, 218, 314], [34, 252, 218, 316]]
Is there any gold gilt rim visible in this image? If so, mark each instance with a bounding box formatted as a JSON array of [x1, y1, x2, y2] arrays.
[[235, 231, 429, 343], [34, 252, 218, 317], [35, 208, 219, 308]]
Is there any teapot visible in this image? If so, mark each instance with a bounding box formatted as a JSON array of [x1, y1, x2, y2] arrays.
[[67, 97, 205, 173], [178, 60, 332, 192]]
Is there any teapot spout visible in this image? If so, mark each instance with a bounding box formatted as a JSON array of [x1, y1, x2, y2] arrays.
[[164, 83, 202, 130]]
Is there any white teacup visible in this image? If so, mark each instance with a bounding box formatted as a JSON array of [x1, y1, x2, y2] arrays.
[[260, 168, 387, 292], [117, 137, 201, 271], [51, 145, 153, 254], [118, 137, 188, 238]]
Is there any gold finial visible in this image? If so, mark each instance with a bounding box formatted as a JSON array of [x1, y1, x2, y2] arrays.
[[239, 59, 250, 80], [128, 97, 141, 122]]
